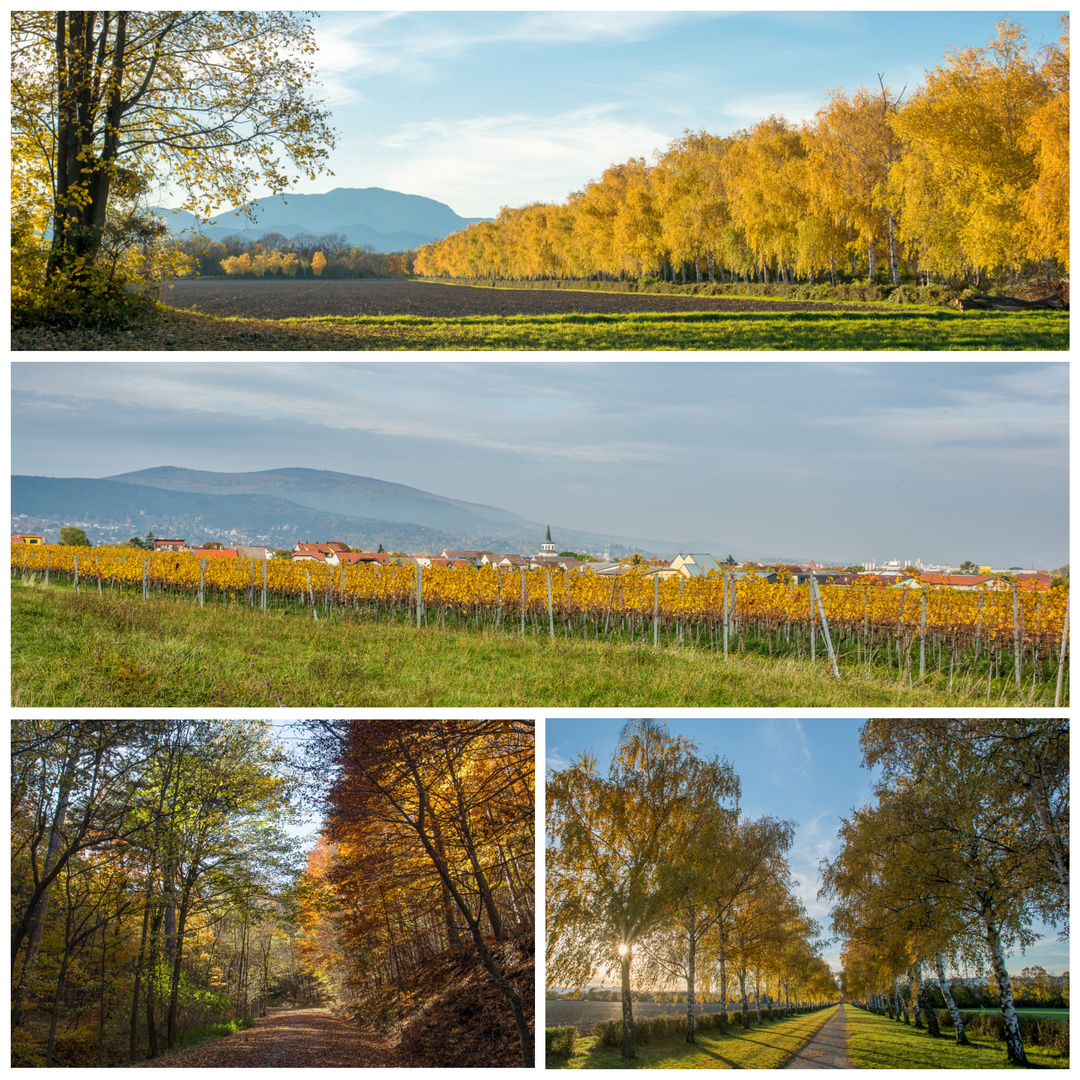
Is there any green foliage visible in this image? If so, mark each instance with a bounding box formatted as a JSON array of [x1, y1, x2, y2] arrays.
[[173, 1016, 255, 1051], [13, 260, 161, 331], [547, 1025, 578, 1057], [59, 526, 91, 547]]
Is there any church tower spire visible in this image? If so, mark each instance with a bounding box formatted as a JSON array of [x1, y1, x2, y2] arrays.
[[540, 521, 557, 558]]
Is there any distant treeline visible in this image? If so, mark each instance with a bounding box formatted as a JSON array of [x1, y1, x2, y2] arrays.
[[174, 230, 418, 279], [414, 19, 1067, 290]]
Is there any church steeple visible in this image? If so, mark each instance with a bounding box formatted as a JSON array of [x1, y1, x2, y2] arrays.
[[540, 521, 557, 558]]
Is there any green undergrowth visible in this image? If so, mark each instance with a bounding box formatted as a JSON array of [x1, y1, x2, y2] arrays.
[[11, 581, 1039, 707], [262, 309, 1066, 350], [548, 1005, 838, 1069], [172, 1017, 255, 1053], [845, 1006, 1069, 1069]]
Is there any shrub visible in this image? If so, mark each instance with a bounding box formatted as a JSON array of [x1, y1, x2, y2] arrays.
[[545, 1025, 577, 1058], [595, 1013, 687, 1048], [12, 260, 161, 331], [917, 284, 952, 305], [890, 284, 920, 304]]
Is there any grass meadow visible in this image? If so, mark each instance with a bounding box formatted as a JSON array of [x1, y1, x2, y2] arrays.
[[10, 580, 1051, 707], [196, 308, 1067, 350], [844, 1006, 1069, 1069]]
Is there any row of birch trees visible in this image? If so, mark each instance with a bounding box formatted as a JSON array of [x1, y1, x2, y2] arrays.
[[295, 720, 535, 1067], [416, 19, 1068, 287], [11, 720, 303, 1067], [547, 720, 836, 1059], [820, 719, 1068, 1066]]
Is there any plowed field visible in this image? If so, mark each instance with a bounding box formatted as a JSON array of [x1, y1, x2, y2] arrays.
[[161, 277, 877, 317]]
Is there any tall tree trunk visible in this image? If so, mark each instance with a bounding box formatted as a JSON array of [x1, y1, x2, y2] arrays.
[[621, 948, 634, 1058], [909, 962, 924, 1029], [887, 213, 900, 286], [685, 919, 697, 1042], [894, 976, 909, 1023], [739, 971, 749, 1028], [718, 939, 728, 1033], [934, 951, 968, 1045], [12, 737, 84, 1029], [981, 901, 1027, 1065]]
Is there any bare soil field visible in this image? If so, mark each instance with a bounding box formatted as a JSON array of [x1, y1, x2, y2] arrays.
[[161, 277, 878, 317]]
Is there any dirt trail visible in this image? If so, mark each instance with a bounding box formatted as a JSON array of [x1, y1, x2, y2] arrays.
[[782, 1004, 852, 1069], [132, 1007, 421, 1068]]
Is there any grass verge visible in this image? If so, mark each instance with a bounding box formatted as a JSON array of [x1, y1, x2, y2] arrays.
[[262, 309, 1067, 350], [549, 1006, 838, 1069], [845, 1006, 1069, 1069], [9, 580, 1032, 707]]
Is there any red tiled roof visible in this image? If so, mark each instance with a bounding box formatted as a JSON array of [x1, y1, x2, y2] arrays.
[[191, 548, 239, 559]]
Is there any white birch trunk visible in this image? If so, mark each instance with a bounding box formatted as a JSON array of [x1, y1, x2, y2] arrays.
[[982, 905, 1028, 1065], [934, 951, 968, 1044]]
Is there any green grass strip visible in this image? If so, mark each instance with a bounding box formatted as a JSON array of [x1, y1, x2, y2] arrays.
[[265, 309, 1067, 350], [844, 1006, 1069, 1069], [11, 581, 1037, 707], [549, 1006, 839, 1069]]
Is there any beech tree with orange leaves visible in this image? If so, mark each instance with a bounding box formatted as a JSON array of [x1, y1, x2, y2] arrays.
[[298, 719, 534, 1067]]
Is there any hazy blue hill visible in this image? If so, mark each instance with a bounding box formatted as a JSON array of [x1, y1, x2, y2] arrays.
[[12, 475, 459, 552], [17, 466, 759, 559], [107, 466, 535, 535], [152, 186, 488, 253]]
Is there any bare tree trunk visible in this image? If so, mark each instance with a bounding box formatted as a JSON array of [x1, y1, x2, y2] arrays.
[[982, 902, 1027, 1065], [894, 976, 909, 1023], [934, 951, 968, 1045], [621, 948, 634, 1058], [12, 737, 84, 1029], [685, 920, 697, 1042], [909, 962, 924, 1029]]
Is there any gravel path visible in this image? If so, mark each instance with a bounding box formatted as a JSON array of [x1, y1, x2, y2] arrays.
[[782, 1005, 852, 1069], [131, 1007, 422, 1068], [160, 277, 880, 318]]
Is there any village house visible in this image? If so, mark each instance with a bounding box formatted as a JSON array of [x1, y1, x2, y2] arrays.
[[10, 533, 42, 544], [190, 547, 239, 559], [153, 538, 187, 552], [234, 545, 275, 560]]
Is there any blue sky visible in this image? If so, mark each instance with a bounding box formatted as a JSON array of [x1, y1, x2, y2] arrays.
[[545, 718, 1069, 976], [11, 361, 1067, 568], [193, 9, 1070, 218]]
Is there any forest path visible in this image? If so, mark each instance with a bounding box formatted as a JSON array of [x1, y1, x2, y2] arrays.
[[132, 1006, 422, 1068], [781, 1004, 852, 1069]]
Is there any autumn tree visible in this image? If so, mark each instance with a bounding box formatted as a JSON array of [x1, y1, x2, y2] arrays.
[[11, 12, 334, 287], [547, 719, 738, 1058], [301, 719, 535, 1067], [848, 719, 1068, 1064], [890, 19, 1052, 279], [1019, 18, 1069, 270]]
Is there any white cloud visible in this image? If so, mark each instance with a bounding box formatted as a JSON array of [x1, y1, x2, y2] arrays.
[[376, 107, 672, 212], [716, 92, 826, 129]]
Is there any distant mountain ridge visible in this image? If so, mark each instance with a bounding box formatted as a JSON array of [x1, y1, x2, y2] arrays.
[[13, 466, 762, 560], [152, 187, 488, 253]]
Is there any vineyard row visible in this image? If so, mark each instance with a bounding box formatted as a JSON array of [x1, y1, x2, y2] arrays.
[[12, 545, 1069, 697]]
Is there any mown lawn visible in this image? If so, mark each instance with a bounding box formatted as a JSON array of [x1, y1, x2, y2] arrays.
[[844, 1006, 1069, 1069], [549, 1007, 838, 1069], [267, 309, 1067, 350], [8, 581, 1040, 707]]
